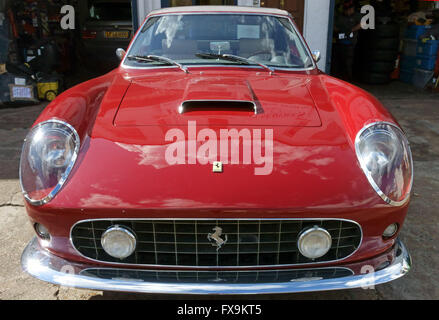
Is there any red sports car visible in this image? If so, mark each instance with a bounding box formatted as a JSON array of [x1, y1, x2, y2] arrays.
[[21, 6, 412, 294]]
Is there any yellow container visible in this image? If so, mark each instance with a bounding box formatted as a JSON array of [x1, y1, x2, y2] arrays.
[[37, 81, 59, 101]]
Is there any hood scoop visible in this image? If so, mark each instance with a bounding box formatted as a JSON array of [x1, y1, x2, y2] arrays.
[[179, 100, 257, 115], [114, 75, 322, 127]]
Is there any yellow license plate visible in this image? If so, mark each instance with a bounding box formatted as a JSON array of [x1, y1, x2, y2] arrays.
[[104, 31, 129, 39]]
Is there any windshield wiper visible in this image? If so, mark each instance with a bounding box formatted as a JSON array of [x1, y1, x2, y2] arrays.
[[127, 55, 189, 73], [195, 52, 274, 75]]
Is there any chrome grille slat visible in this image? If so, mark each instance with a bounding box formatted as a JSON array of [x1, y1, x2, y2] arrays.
[[237, 220, 240, 267], [256, 220, 261, 266], [129, 248, 357, 254], [90, 221, 99, 260], [296, 220, 303, 263], [173, 221, 178, 266], [277, 221, 282, 265], [152, 222, 158, 265], [216, 220, 220, 268], [336, 221, 343, 260], [71, 219, 362, 268], [195, 220, 199, 268], [74, 228, 360, 234]]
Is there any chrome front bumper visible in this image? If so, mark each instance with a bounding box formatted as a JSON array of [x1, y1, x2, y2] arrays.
[[21, 237, 411, 295]]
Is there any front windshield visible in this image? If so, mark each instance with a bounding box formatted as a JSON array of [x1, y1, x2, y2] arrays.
[[125, 14, 314, 69]]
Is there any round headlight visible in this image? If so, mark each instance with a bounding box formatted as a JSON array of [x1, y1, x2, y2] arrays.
[[356, 122, 413, 206], [101, 226, 137, 260], [298, 226, 332, 260], [20, 120, 80, 206]]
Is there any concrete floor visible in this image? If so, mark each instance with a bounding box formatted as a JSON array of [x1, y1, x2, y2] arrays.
[[0, 81, 438, 300]]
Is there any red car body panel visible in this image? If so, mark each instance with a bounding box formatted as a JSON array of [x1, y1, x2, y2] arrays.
[[24, 8, 409, 275], [115, 74, 322, 127], [28, 65, 408, 271]]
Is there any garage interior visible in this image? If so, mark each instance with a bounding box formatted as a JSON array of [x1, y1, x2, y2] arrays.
[[0, 0, 438, 300]]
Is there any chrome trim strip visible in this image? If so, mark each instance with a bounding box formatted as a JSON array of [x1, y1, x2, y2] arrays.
[[69, 218, 363, 270], [121, 12, 317, 72], [19, 119, 80, 207], [21, 237, 411, 295], [354, 121, 414, 207]]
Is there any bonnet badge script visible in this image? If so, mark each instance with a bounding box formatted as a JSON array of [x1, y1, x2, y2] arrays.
[[207, 227, 228, 251]]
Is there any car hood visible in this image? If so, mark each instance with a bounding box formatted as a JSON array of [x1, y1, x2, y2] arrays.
[[46, 70, 392, 211], [114, 72, 322, 127]]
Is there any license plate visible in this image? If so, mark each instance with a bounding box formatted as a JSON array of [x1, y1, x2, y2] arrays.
[[9, 85, 34, 101], [104, 31, 129, 39]]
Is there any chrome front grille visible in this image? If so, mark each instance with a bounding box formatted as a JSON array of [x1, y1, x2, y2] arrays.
[[71, 219, 362, 268]]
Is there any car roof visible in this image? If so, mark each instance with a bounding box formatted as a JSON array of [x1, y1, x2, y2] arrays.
[[149, 5, 290, 17]]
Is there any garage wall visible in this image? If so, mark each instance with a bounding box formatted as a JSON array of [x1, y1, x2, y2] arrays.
[[136, 0, 260, 25], [137, 0, 161, 25], [303, 0, 331, 72], [237, 0, 260, 6]]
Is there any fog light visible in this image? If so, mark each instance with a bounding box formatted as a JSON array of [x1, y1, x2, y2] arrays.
[[101, 226, 136, 260], [383, 223, 398, 238], [298, 226, 332, 259], [34, 223, 51, 240]]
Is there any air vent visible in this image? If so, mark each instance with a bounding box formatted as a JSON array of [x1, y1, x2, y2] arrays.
[[179, 100, 257, 114]]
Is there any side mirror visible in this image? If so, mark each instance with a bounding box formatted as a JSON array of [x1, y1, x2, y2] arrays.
[[116, 48, 126, 61], [311, 50, 321, 63]]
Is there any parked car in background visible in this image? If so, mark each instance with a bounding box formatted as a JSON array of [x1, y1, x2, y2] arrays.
[[21, 6, 412, 295], [80, 0, 133, 72]]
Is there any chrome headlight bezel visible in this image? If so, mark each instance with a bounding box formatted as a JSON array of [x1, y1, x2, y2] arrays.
[[298, 226, 332, 260], [355, 121, 413, 207], [101, 226, 137, 260], [19, 119, 80, 206]]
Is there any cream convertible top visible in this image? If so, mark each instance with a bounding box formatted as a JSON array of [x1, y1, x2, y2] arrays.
[[149, 5, 290, 17]]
